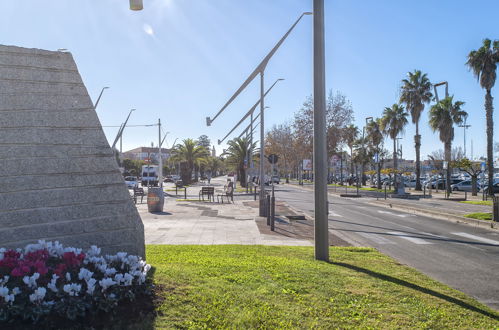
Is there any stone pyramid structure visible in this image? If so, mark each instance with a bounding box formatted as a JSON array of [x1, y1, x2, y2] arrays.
[[0, 45, 145, 256]]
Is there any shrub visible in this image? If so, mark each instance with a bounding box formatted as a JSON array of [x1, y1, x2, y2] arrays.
[[0, 241, 152, 327]]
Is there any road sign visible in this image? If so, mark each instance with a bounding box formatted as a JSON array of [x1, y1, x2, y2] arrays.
[[481, 162, 486, 171], [303, 159, 312, 171], [267, 154, 279, 164], [374, 153, 379, 163], [443, 161, 448, 170]]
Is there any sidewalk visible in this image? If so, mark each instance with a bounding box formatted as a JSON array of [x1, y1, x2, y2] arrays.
[[137, 178, 346, 246]]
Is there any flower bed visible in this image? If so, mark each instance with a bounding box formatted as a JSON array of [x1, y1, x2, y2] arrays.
[[0, 241, 152, 328]]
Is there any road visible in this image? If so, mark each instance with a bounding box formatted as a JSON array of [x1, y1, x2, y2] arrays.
[[274, 183, 499, 310]]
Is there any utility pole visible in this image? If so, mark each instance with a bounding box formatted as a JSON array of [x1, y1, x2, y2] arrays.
[[313, 0, 329, 261], [459, 117, 471, 158]]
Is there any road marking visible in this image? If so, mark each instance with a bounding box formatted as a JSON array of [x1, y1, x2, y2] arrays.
[[387, 231, 433, 245], [328, 211, 343, 217], [358, 232, 395, 244], [452, 232, 499, 246], [377, 210, 407, 218]]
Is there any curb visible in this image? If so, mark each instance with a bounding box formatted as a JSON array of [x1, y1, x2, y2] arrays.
[[370, 200, 498, 231]]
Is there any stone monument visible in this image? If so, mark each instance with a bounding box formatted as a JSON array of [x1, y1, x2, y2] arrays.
[[0, 45, 145, 256]]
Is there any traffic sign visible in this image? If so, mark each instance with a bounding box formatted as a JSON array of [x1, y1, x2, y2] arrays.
[[267, 154, 279, 164]]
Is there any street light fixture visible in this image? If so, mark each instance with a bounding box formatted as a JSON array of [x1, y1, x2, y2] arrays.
[[129, 0, 143, 11], [94, 86, 109, 110]]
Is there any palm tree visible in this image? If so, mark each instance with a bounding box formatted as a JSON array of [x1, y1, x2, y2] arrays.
[[171, 138, 209, 184], [223, 137, 255, 187], [466, 39, 499, 195], [366, 118, 384, 189], [343, 124, 359, 179], [429, 96, 467, 195], [400, 70, 433, 191], [380, 104, 408, 192]]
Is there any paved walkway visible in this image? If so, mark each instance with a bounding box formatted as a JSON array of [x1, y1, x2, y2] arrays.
[[137, 178, 314, 246]]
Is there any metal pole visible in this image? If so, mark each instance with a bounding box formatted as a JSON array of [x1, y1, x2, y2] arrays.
[[259, 71, 266, 216], [158, 119, 163, 188], [94, 86, 109, 110], [313, 0, 329, 261]]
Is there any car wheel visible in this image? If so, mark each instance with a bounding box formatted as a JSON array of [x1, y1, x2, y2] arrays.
[[452, 187, 458, 191]]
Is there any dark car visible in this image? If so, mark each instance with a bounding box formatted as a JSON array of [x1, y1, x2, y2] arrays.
[[482, 182, 499, 195]]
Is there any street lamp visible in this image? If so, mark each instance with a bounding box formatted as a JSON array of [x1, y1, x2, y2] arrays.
[[94, 86, 109, 110], [129, 0, 143, 11], [459, 116, 471, 158]]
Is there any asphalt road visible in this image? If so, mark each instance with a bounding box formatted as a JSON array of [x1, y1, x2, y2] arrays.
[[274, 183, 499, 311]]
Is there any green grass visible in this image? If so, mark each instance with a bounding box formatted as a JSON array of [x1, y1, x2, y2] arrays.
[[460, 200, 493, 206], [145, 245, 498, 329], [464, 212, 493, 221], [328, 184, 396, 194]]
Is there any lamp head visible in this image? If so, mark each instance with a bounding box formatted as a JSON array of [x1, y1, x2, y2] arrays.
[[129, 0, 143, 11], [206, 117, 212, 126], [277, 78, 285, 81], [217, 139, 222, 145], [103, 86, 110, 90], [304, 12, 313, 15]]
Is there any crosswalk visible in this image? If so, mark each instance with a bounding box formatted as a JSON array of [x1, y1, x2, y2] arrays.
[[350, 231, 499, 247]]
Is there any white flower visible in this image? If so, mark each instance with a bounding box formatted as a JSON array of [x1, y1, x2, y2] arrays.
[[65, 272, 71, 282], [23, 273, 40, 289], [4, 294, 15, 304], [63, 283, 81, 296], [29, 287, 46, 303], [123, 273, 134, 286], [99, 278, 116, 291], [0, 275, 9, 285], [12, 287, 20, 295], [78, 268, 94, 281], [105, 267, 117, 276], [47, 274, 59, 293], [86, 278, 97, 295], [0, 248, 6, 260], [0, 286, 9, 298], [143, 264, 151, 273], [86, 245, 101, 257], [42, 300, 55, 306]]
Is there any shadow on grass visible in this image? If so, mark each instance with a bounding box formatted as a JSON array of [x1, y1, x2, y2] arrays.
[[330, 261, 499, 321]]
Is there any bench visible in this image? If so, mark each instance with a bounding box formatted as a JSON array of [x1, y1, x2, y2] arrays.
[[217, 183, 234, 204], [199, 186, 215, 202], [133, 187, 145, 204]]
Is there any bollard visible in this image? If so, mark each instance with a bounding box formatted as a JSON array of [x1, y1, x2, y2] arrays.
[[271, 196, 275, 231], [423, 185, 426, 198], [493, 196, 499, 222], [184, 187, 187, 200], [175, 186, 178, 195], [254, 186, 257, 201], [384, 184, 387, 200], [267, 194, 271, 226], [465, 191, 467, 201]]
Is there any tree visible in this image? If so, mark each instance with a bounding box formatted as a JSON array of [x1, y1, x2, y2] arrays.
[[380, 104, 408, 191], [223, 137, 255, 187], [197, 135, 211, 151], [366, 118, 384, 189], [171, 139, 209, 184], [429, 96, 467, 195], [454, 158, 482, 196], [343, 124, 359, 177], [466, 39, 499, 196], [265, 123, 295, 183], [400, 70, 433, 191]]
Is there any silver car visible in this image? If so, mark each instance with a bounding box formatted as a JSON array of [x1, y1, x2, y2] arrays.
[[451, 180, 479, 192]]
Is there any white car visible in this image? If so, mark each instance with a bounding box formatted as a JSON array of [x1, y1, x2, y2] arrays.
[[124, 176, 138, 189]]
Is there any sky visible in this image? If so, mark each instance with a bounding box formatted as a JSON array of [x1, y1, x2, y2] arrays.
[[1, 0, 498, 161]]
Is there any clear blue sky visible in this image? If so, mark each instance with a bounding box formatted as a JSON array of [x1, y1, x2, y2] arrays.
[[1, 0, 498, 161]]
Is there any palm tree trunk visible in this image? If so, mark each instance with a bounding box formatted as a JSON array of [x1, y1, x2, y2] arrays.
[[471, 175, 478, 196], [485, 90, 494, 196], [415, 122, 422, 191], [393, 138, 398, 190], [377, 149, 382, 190], [350, 146, 354, 177], [445, 141, 451, 195]]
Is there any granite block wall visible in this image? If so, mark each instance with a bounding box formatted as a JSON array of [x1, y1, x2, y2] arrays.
[[0, 45, 145, 257]]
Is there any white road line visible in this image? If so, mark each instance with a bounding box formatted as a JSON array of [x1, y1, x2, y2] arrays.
[[358, 232, 396, 244], [328, 211, 343, 217], [452, 232, 499, 246], [387, 231, 433, 245], [377, 210, 407, 218]]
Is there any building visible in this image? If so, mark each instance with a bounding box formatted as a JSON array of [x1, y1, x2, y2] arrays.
[[122, 147, 171, 163]]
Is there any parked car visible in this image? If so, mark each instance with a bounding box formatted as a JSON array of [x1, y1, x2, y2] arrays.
[[482, 182, 499, 195], [271, 175, 280, 184], [426, 178, 462, 189], [124, 176, 138, 189], [451, 180, 480, 192], [404, 179, 417, 188], [164, 175, 174, 183]]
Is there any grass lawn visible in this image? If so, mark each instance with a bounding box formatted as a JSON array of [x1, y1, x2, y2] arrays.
[[145, 245, 498, 328], [328, 184, 396, 194], [460, 200, 493, 206], [464, 212, 493, 221]]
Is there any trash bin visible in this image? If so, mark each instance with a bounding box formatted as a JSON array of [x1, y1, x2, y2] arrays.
[[147, 187, 164, 212]]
